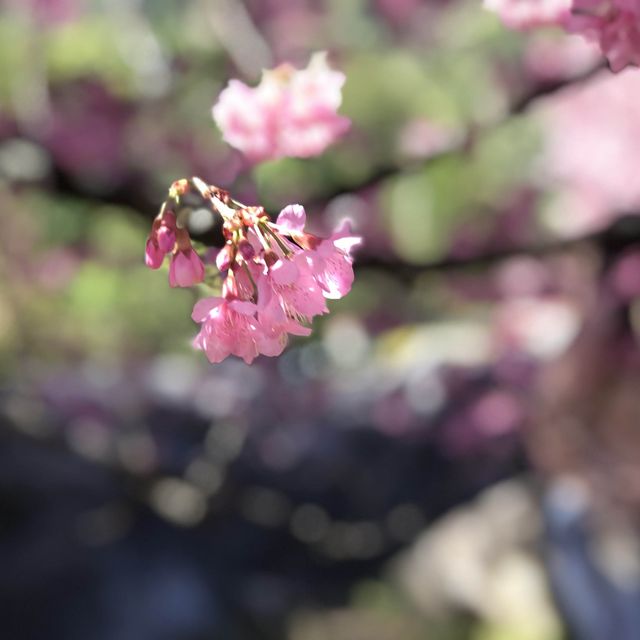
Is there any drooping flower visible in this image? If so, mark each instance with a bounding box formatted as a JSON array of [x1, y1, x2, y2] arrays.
[[192, 296, 268, 365], [145, 236, 164, 269], [169, 246, 205, 288], [145, 210, 176, 270], [212, 52, 350, 162], [144, 205, 205, 288]]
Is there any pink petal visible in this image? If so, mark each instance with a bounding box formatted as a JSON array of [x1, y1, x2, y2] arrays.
[[229, 300, 258, 315], [270, 258, 299, 285], [145, 238, 164, 269], [330, 220, 362, 254], [188, 249, 206, 282], [192, 297, 223, 322], [156, 225, 176, 253], [276, 204, 307, 233]]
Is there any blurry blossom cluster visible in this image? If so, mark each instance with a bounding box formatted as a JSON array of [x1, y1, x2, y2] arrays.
[[486, 0, 640, 72], [3, 0, 640, 639]]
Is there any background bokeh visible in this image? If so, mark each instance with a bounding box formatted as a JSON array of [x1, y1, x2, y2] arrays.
[[2, 1, 640, 639]]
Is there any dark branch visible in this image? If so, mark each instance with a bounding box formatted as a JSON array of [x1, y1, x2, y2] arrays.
[[355, 214, 640, 281]]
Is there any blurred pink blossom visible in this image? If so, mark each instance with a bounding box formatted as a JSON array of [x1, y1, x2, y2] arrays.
[[212, 52, 350, 163], [539, 69, 640, 234], [609, 248, 640, 300], [486, 0, 640, 72], [525, 33, 601, 80], [396, 118, 460, 159], [2, 0, 80, 25], [484, 0, 571, 30], [493, 297, 580, 359], [567, 0, 640, 72]]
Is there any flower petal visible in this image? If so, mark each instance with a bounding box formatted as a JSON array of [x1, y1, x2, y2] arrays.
[[192, 297, 223, 322], [276, 204, 307, 233]]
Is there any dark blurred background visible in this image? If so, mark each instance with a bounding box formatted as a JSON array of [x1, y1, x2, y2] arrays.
[[2, 1, 640, 638]]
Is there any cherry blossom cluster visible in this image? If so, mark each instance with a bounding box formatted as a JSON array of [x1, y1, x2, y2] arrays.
[[145, 178, 360, 364], [485, 0, 640, 72], [212, 52, 350, 162], [539, 69, 640, 234]]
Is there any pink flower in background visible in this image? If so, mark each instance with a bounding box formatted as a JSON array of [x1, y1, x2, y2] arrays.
[[484, 0, 571, 30], [3, 0, 80, 26], [539, 69, 640, 234], [567, 0, 640, 72], [212, 52, 350, 162], [485, 0, 640, 72], [524, 33, 601, 80]]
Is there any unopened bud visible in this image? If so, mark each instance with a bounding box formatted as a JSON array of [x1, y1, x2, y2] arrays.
[[157, 224, 176, 253], [145, 237, 163, 269]]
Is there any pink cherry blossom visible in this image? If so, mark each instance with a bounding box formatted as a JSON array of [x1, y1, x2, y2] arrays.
[[308, 220, 362, 299], [147, 179, 361, 365], [484, 0, 571, 30], [192, 297, 268, 364], [275, 205, 361, 299], [212, 52, 350, 162], [257, 253, 329, 325], [169, 247, 205, 288], [538, 68, 640, 234], [276, 204, 307, 234]]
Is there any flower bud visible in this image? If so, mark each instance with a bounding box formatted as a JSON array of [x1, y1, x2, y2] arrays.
[[145, 238, 164, 269], [169, 247, 205, 288], [156, 224, 176, 253]]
